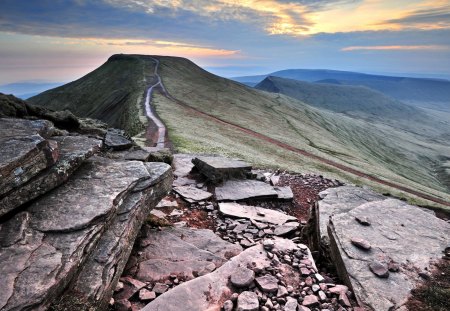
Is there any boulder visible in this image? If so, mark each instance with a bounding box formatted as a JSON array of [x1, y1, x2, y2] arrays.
[[0, 135, 102, 215], [274, 186, 294, 200], [326, 195, 450, 311], [141, 239, 314, 311], [215, 180, 279, 201], [0, 156, 172, 311], [144, 147, 173, 164], [219, 202, 296, 225], [192, 156, 252, 182]]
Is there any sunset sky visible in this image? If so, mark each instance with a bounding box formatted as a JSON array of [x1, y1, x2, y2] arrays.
[[0, 0, 449, 84]]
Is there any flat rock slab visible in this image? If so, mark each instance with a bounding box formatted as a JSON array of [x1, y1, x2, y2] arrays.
[[192, 156, 251, 182], [219, 202, 296, 225], [0, 135, 102, 215], [318, 186, 387, 245], [0, 118, 57, 204], [130, 227, 242, 283], [0, 156, 168, 311], [274, 186, 294, 200], [173, 185, 212, 202], [215, 180, 279, 201], [142, 239, 313, 311], [327, 196, 450, 311]]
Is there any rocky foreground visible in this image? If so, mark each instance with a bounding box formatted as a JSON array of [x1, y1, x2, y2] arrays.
[[1, 93, 449, 311]]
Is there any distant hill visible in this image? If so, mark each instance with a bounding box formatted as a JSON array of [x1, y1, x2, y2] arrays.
[[254, 76, 438, 135], [233, 69, 450, 111], [0, 82, 64, 99]]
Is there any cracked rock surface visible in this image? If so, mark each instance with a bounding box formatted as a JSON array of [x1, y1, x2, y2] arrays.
[[323, 187, 450, 311]]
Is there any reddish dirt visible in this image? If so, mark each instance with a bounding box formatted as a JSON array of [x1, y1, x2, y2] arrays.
[[278, 174, 341, 221], [163, 92, 450, 207], [405, 259, 450, 311]]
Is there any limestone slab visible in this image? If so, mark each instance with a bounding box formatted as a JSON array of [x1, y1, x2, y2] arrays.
[[215, 180, 279, 201], [219, 202, 296, 225]]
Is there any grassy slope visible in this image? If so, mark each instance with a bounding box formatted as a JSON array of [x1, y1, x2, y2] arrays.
[[29, 54, 155, 136], [155, 56, 450, 208]]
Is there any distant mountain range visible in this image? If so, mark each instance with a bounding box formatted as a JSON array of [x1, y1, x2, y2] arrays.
[[0, 82, 64, 99], [233, 69, 450, 111]]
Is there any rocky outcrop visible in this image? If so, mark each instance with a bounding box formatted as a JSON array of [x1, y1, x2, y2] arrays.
[[317, 186, 450, 311], [0, 94, 173, 311], [0, 156, 172, 311]]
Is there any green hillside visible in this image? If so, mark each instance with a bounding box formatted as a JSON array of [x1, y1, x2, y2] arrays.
[[31, 54, 450, 210], [254, 76, 445, 136], [29, 54, 156, 136]]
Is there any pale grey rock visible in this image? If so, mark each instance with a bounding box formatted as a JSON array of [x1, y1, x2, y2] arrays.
[[215, 180, 279, 201], [318, 186, 386, 245], [223, 300, 234, 311], [302, 295, 319, 307], [150, 209, 167, 218], [255, 275, 279, 293], [142, 239, 310, 311], [219, 202, 296, 225], [156, 197, 178, 208], [237, 291, 259, 311], [192, 156, 251, 182], [274, 222, 300, 236], [274, 186, 294, 200], [173, 185, 212, 202], [327, 197, 450, 311], [230, 266, 255, 288], [284, 297, 298, 311], [172, 153, 195, 178]]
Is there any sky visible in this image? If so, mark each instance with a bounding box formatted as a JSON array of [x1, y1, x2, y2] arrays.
[[0, 0, 450, 84]]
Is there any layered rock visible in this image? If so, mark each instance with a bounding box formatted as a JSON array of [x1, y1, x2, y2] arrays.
[[215, 179, 279, 201], [0, 118, 58, 216], [0, 135, 102, 214], [0, 156, 172, 311]]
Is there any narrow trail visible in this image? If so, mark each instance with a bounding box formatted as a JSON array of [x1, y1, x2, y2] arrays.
[[143, 58, 167, 148], [150, 59, 450, 207]]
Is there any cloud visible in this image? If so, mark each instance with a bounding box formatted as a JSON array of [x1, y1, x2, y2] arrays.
[[342, 44, 450, 51], [381, 5, 450, 29]]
